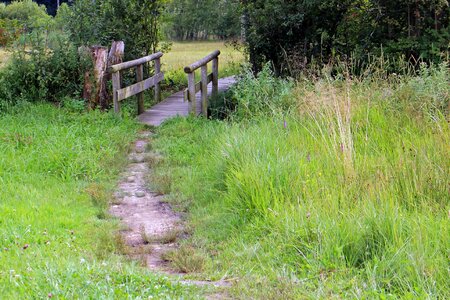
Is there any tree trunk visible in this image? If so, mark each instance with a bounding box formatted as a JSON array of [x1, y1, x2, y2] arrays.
[[80, 46, 109, 110]]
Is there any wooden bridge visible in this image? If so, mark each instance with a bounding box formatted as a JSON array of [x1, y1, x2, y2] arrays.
[[108, 50, 236, 126]]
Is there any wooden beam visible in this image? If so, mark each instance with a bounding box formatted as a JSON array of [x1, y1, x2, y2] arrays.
[[201, 65, 208, 116], [109, 52, 163, 73], [188, 72, 196, 114], [184, 50, 220, 73], [154, 58, 162, 103], [117, 72, 164, 102], [112, 72, 121, 113], [212, 57, 219, 98], [136, 64, 144, 114]]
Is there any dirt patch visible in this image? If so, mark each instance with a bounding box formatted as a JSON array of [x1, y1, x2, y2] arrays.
[[110, 130, 231, 297]]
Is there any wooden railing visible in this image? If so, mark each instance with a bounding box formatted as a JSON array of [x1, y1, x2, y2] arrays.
[[109, 52, 164, 114], [184, 50, 220, 116]]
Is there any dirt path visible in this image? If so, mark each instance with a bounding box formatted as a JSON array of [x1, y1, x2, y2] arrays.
[[109, 131, 231, 298]]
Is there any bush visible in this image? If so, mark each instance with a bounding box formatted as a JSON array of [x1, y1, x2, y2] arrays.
[[0, 33, 87, 111], [0, 18, 23, 46], [224, 64, 294, 120], [0, 0, 52, 30]]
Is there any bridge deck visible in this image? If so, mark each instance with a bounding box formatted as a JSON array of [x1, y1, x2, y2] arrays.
[[138, 76, 236, 126]]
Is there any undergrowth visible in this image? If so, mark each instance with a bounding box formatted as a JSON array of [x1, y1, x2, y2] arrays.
[[151, 64, 449, 298]]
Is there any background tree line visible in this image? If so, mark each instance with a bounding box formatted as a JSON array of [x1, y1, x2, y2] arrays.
[[241, 0, 449, 74]]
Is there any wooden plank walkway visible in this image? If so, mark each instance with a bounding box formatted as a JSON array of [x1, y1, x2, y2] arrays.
[[138, 76, 236, 126]]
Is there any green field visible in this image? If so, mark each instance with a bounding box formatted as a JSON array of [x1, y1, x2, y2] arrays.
[[162, 41, 243, 72], [150, 65, 450, 298]]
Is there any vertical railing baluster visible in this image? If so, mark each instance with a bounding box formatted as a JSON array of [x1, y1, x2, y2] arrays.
[[188, 72, 196, 115], [154, 58, 161, 103], [112, 71, 121, 114], [136, 64, 144, 114], [201, 65, 208, 117], [212, 57, 219, 98]]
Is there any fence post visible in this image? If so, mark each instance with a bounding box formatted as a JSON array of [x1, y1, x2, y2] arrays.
[[201, 65, 208, 117], [212, 57, 219, 98], [154, 57, 161, 103], [188, 72, 196, 115], [112, 71, 121, 114], [136, 64, 144, 114]]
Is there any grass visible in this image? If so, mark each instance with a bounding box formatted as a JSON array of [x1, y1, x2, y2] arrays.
[[162, 41, 244, 73], [0, 103, 198, 298], [0, 48, 11, 67], [159, 41, 244, 94], [151, 64, 449, 298]]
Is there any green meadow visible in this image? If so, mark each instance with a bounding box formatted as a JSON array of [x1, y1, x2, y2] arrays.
[[151, 65, 449, 298]]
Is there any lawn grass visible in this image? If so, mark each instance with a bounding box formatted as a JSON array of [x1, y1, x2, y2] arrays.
[[150, 65, 449, 298], [0, 104, 198, 298]]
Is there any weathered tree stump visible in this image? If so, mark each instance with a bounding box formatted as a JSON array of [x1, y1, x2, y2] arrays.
[[80, 46, 109, 110]]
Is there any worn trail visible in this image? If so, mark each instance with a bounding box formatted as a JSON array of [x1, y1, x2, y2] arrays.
[[109, 131, 231, 298]]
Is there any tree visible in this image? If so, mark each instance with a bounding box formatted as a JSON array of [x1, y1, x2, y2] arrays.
[[241, 0, 449, 75]]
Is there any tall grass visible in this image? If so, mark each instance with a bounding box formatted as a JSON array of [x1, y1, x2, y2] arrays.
[[0, 104, 196, 298], [152, 63, 449, 298]]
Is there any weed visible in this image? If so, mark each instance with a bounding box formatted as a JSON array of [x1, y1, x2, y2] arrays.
[[162, 245, 206, 273]]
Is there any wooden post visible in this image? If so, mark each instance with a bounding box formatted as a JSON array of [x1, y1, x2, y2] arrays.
[[106, 41, 124, 109], [154, 58, 162, 103], [212, 57, 219, 98], [188, 72, 196, 115], [136, 64, 144, 114], [201, 65, 208, 117], [112, 71, 121, 114]]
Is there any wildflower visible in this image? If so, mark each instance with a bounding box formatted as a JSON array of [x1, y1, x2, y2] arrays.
[[306, 212, 311, 219], [283, 119, 287, 129], [23, 244, 29, 250], [306, 152, 311, 162], [48, 293, 53, 298]]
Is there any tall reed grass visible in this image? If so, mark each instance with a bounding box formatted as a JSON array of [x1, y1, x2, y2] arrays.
[[153, 62, 449, 298]]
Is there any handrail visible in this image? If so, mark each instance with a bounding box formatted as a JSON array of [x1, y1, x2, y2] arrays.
[[109, 52, 163, 73], [184, 50, 220, 73], [183, 50, 220, 116], [110, 52, 163, 114]]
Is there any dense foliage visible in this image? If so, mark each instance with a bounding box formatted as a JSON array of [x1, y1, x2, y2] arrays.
[[65, 0, 164, 59], [164, 0, 241, 40], [0, 0, 166, 110], [242, 0, 450, 74]]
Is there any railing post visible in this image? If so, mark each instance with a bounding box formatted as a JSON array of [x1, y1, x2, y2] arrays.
[[136, 64, 144, 114], [112, 71, 121, 114], [201, 65, 208, 117], [188, 72, 196, 115], [154, 57, 161, 103], [212, 57, 219, 98]]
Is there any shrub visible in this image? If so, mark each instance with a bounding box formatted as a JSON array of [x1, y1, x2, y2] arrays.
[[0, 0, 52, 30], [0, 18, 23, 46], [0, 32, 87, 111], [227, 64, 294, 120]]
